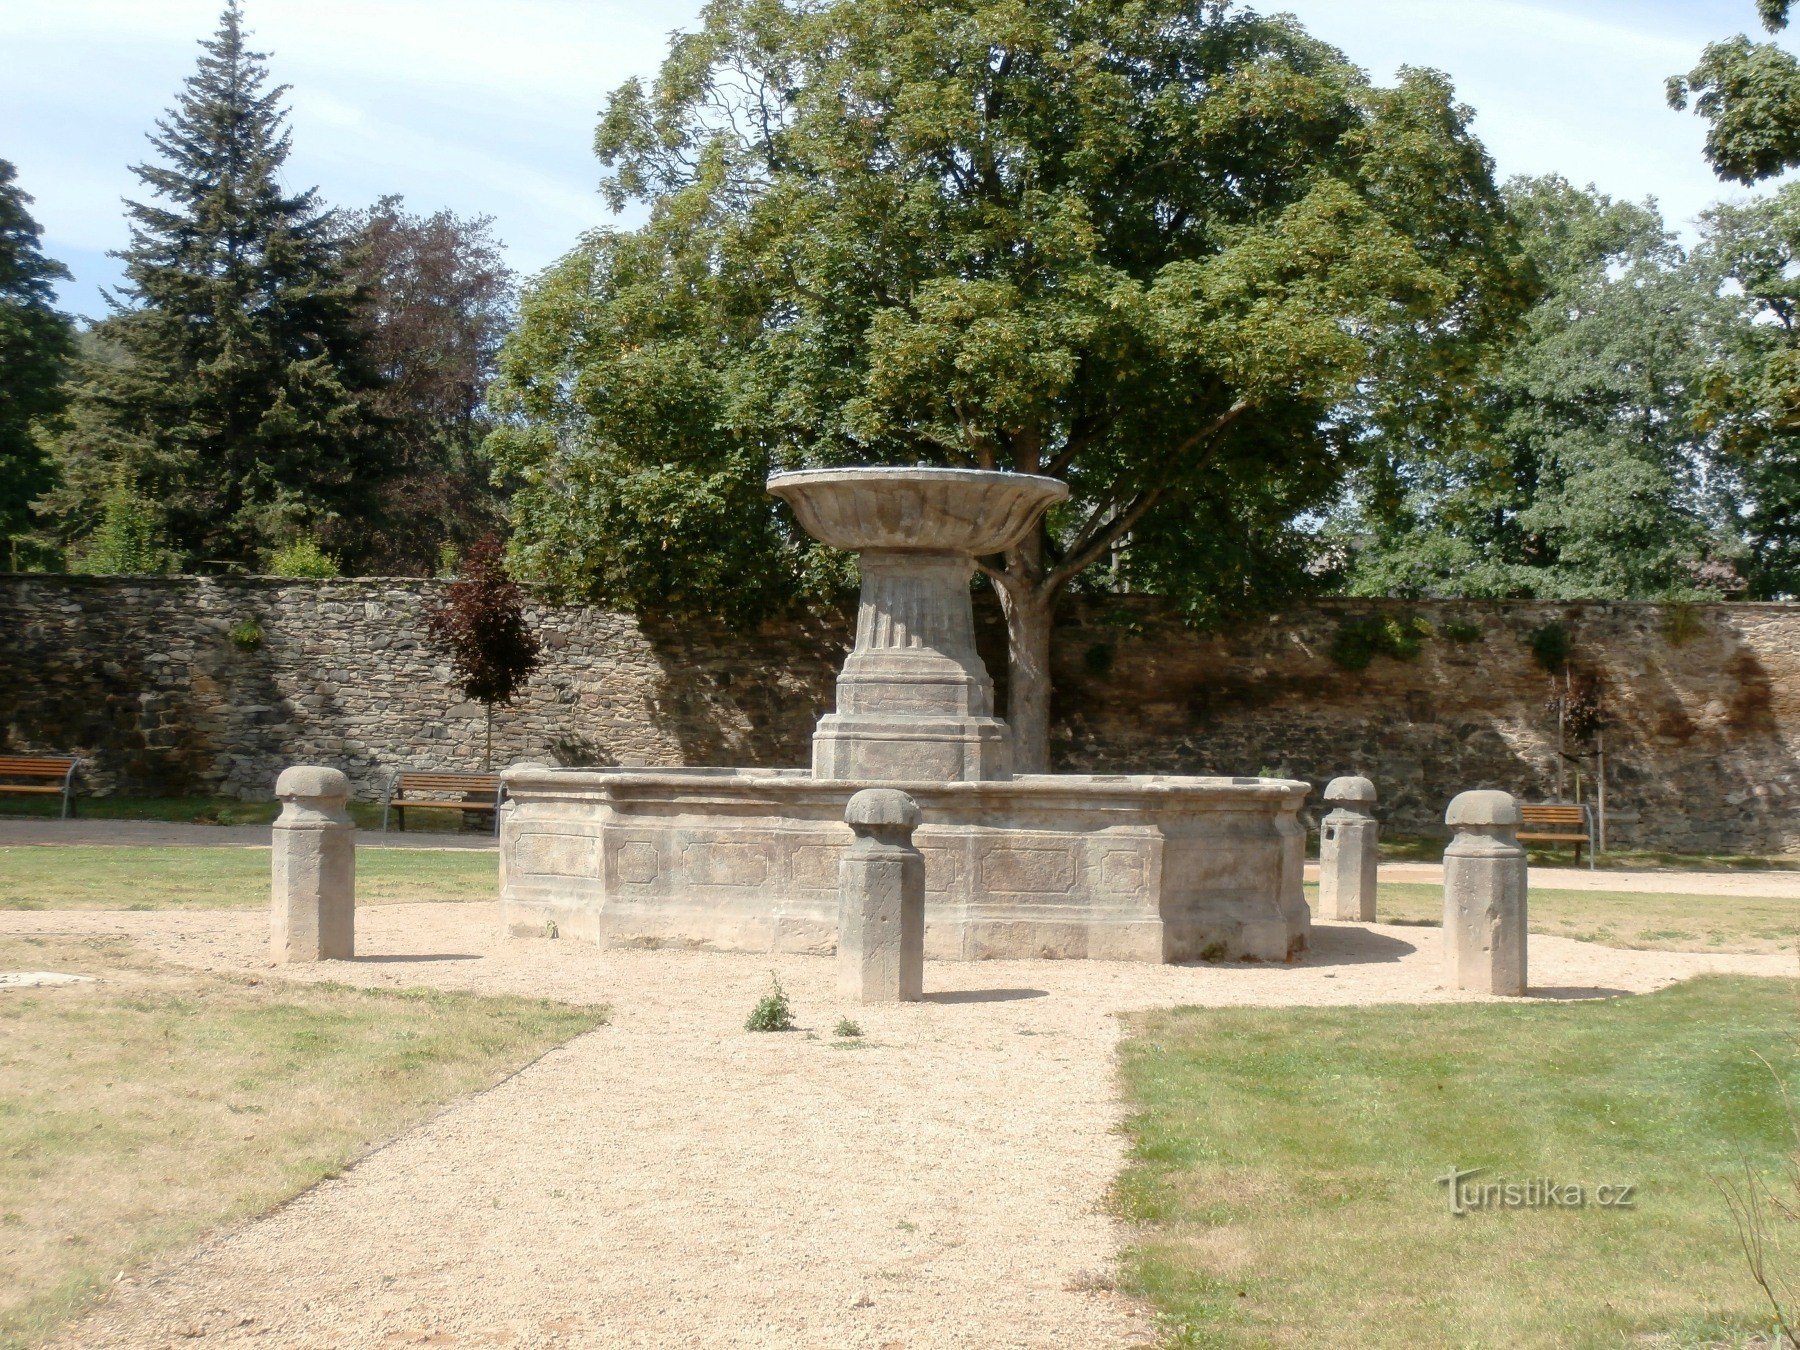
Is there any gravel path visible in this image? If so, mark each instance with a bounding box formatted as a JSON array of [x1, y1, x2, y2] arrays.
[[9, 903, 1790, 1349]]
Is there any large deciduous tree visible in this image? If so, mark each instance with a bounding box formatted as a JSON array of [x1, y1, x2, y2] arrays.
[[56, 1, 385, 571], [343, 196, 516, 572], [1692, 184, 1800, 598], [1336, 177, 1737, 601], [0, 159, 74, 564], [1669, 0, 1800, 185], [489, 0, 1526, 769]]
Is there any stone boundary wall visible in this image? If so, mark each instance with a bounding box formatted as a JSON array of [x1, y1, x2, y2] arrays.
[[1, 575, 1795, 854]]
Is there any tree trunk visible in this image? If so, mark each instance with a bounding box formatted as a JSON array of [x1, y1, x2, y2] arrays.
[[484, 703, 493, 772], [998, 583, 1055, 775]]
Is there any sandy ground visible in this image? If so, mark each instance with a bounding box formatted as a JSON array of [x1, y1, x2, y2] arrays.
[[4, 903, 1789, 1349], [11, 819, 1796, 897]]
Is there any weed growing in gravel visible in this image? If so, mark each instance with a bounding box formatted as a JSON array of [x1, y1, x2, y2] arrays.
[[834, 1017, 863, 1039], [745, 972, 796, 1032]]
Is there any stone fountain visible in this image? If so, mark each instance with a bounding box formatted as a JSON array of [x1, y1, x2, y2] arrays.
[[499, 467, 1310, 962]]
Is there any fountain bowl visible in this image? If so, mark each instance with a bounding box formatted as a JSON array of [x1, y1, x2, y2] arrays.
[[768, 466, 1069, 555]]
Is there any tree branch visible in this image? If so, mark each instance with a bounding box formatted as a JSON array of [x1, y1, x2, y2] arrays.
[[1043, 398, 1252, 593]]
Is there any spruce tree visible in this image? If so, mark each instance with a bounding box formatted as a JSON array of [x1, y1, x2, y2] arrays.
[[0, 159, 74, 564], [72, 1, 386, 569]]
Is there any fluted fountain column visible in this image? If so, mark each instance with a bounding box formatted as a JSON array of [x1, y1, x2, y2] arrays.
[[767, 467, 1068, 784]]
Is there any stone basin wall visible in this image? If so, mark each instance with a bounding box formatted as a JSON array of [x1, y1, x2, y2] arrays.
[[1, 574, 1795, 854]]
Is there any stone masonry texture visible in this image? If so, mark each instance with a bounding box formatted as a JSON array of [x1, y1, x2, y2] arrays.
[[1, 576, 1795, 855]]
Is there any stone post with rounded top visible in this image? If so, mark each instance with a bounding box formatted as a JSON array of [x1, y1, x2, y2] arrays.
[[271, 765, 356, 963], [1442, 789, 1527, 995], [1318, 775, 1379, 922], [838, 788, 925, 1002]]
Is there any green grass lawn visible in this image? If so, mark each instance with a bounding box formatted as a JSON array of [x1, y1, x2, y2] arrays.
[[1116, 975, 1800, 1348], [1376, 831, 1800, 874], [1307, 880, 1799, 954], [0, 933, 604, 1348], [0, 845, 498, 910], [0, 793, 481, 833]]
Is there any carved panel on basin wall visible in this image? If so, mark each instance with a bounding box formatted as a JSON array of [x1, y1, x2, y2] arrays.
[[918, 844, 964, 896], [615, 840, 660, 886], [978, 843, 1079, 896], [514, 832, 599, 879], [1100, 848, 1148, 899], [681, 838, 778, 887], [790, 843, 839, 891]]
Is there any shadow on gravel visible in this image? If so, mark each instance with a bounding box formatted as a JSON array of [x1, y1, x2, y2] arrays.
[[923, 988, 1049, 1004], [1295, 925, 1418, 967], [348, 954, 482, 964], [1528, 985, 1633, 1000]]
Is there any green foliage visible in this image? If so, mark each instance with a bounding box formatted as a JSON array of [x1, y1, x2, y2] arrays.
[[1442, 617, 1483, 642], [833, 1017, 863, 1039], [1338, 178, 1738, 602], [74, 480, 170, 575], [1327, 612, 1430, 670], [745, 972, 795, 1033], [267, 538, 340, 579], [0, 160, 74, 554], [1530, 620, 1571, 672], [1690, 184, 1800, 599], [341, 195, 517, 573], [51, 3, 387, 571], [1662, 602, 1705, 648], [1669, 0, 1800, 184], [227, 618, 264, 651], [489, 0, 1525, 639]]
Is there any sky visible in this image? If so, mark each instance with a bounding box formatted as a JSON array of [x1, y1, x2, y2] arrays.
[[1, 0, 1793, 320]]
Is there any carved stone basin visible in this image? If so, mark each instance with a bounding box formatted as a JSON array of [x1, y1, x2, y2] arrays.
[[768, 467, 1068, 556], [497, 463, 1314, 966]]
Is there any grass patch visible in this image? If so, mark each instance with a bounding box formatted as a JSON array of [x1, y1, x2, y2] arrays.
[[0, 793, 479, 834], [0, 846, 498, 910], [1116, 975, 1800, 1348], [1308, 880, 1799, 954], [0, 934, 603, 1347], [1375, 831, 1800, 873], [745, 971, 797, 1032]]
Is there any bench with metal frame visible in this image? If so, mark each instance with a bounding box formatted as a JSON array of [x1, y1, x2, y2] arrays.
[[1517, 802, 1596, 869], [0, 756, 80, 819], [381, 770, 506, 836]]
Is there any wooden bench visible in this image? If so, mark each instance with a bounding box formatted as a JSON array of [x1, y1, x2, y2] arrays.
[[0, 756, 80, 819], [1518, 802, 1595, 869], [381, 771, 505, 836]]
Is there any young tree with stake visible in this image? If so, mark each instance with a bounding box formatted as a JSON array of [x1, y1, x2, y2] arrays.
[[426, 537, 542, 771]]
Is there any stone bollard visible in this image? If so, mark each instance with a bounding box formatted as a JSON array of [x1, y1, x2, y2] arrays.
[[838, 788, 925, 1003], [270, 766, 356, 964], [1442, 790, 1528, 995], [1318, 776, 1380, 922]]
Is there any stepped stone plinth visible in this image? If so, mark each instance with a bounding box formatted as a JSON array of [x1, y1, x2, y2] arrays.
[[768, 468, 1067, 784]]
